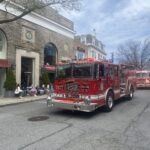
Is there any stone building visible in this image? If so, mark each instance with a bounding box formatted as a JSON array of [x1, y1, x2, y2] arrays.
[[75, 34, 106, 60], [0, 5, 75, 96]]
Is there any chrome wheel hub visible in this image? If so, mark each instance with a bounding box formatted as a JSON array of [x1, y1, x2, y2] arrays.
[[130, 91, 133, 98], [108, 96, 113, 108]]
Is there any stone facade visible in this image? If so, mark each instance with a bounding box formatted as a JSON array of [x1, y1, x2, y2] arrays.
[[35, 7, 74, 30], [0, 15, 74, 65], [0, 6, 75, 94]]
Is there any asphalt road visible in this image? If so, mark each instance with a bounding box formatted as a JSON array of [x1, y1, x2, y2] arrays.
[[0, 90, 150, 150]]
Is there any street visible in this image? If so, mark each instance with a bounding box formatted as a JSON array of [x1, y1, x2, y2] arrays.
[[0, 90, 150, 150]]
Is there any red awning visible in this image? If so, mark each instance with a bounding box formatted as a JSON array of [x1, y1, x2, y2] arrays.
[[0, 59, 11, 68], [44, 65, 56, 71]]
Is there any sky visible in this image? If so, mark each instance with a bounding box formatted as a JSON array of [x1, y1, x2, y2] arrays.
[[58, 0, 150, 60]]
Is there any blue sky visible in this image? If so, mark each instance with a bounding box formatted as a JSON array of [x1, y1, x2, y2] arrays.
[[58, 0, 150, 60]]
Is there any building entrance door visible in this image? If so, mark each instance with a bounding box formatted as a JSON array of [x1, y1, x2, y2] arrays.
[[21, 57, 33, 87]]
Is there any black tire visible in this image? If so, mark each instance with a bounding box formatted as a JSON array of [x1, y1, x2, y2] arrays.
[[127, 87, 134, 101], [104, 91, 114, 112]]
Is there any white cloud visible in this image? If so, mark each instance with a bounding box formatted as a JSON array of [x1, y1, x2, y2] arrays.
[[57, 0, 150, 60], [121, 0, 150, 18]]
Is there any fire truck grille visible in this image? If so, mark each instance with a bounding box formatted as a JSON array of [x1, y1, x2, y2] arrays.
[[66, 94, 79, 98], [66, 82, 79, 92]]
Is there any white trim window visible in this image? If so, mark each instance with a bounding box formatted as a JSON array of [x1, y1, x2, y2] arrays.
[[91, 50, 96, 59], [76, 51, 85, 60]]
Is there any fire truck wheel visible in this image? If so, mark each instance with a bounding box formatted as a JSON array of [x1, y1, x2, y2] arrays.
[[128, 87, 134, 100], [105, 92, 114, 112]]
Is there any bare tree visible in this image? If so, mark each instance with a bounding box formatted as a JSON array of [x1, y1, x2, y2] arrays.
[[117, 39, 150, 69], [0, 0, 81, 24]]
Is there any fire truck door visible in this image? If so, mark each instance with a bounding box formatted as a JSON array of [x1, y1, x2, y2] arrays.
[[99, 64, 106, 93], [109, 65, 120, 91]]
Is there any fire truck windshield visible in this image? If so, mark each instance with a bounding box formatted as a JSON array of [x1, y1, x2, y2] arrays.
[[136, 72, 150, 78], [56, 63, 93, 79], [56, 64, 72, 79], [73, 64, 92, 78], [142, 73, 150, 78]]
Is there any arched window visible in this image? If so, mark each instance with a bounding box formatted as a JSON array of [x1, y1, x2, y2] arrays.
[[0, 30, 7, 59], [44, 43, 57, 65]]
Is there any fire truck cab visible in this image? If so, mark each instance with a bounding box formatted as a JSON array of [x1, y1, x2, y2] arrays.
[[47, 59, 136, 112]]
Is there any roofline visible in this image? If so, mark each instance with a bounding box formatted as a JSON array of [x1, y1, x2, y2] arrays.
[[0, 2, 75, 39]]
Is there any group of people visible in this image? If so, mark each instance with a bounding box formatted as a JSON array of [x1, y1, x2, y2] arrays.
[[14, 83, 53, 98]]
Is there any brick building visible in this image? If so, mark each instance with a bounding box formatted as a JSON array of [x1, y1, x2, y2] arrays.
[[0, 5, 75, 96]]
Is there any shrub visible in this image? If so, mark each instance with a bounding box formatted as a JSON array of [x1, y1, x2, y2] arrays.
[[40, 71, 50, 85], [4, 69, 16, 91]]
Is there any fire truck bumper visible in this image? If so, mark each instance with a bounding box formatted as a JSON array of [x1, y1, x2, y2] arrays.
[[47, 99, 98, 112], [137, 84, 150, 88]]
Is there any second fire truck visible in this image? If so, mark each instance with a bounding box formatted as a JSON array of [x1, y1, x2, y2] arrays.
[[136, 70, 150, 88], [47, 58, 136, 112]]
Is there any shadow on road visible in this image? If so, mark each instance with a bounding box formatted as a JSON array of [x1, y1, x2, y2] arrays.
[[47, 107, 107, 120], [47, 101, 128, 119], [46, 96, 139, 119]]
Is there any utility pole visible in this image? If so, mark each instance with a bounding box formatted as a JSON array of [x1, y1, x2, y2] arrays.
[[93, 29, 96, 37], [111, 52, 114, 63]]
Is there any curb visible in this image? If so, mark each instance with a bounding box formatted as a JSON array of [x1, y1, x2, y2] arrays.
[[0, 96, 47, 107]]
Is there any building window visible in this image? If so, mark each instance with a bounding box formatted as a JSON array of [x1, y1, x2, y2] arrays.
[[0, 31, 4, 52], [98, 54, 101, 60], [81, 36, 86, 44], [76, 51, 85, 59], [0, 30, 7, 59], [91, 50, 96, 58], [0, 35, 2, 52], [44, 43, 57, 65], [92, 38, 95, 45], [86, 34, 92, 44]]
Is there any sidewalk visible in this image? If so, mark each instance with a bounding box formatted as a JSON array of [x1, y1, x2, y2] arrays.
[[0, 95, 48, 107]]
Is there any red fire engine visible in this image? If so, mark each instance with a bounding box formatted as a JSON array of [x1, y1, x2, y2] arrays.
[[47, 58, 136, 112], [136, 70, 150, 88]]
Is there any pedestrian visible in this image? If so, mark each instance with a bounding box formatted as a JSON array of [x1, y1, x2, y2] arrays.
[[14, 84, 23, 98], [30, 85, 37, 96]]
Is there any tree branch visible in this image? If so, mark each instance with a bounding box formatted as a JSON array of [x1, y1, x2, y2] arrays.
[[0, 0, 80, 24], [0, 8, 35, 24]]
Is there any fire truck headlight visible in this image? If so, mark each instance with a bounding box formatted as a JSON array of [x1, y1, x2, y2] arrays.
[[81, 95, 88, 99], [50, 93, 57, 98], [57, 94, 64, 98], [81, 95, 85, 99], [84, 96, 91, 105]]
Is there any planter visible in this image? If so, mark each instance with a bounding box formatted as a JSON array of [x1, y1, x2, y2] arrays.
[[4, 90, 15, 98]]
